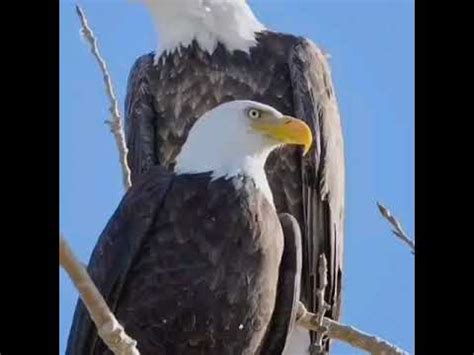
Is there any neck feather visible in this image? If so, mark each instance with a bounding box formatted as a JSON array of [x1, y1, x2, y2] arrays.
[[176, 150, 274, 207], [146, 0, 266, 56]]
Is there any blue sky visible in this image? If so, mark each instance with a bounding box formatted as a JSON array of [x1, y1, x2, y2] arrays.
[[59, 1, 414, 354]]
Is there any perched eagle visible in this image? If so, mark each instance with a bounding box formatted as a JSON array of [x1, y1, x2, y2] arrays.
[[126, 0, 345, 353], [66, 101, 309, 354]]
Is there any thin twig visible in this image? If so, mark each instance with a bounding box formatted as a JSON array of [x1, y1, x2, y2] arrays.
[[297, 302, 408, 355], [75, 4, 132, 191], [60, 234, 140, 355], [377, 202, 415, 254], [311, 255, 330, 354]]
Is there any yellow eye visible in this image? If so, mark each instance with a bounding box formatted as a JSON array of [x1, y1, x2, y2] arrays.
[[248, 108, 261, 119]]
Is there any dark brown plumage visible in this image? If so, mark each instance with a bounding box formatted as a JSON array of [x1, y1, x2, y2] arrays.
[[124, 31, 345, 352], [66, 166, 302, 354]]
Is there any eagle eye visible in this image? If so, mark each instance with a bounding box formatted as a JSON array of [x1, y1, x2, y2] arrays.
[[248, 108, 261, 119]]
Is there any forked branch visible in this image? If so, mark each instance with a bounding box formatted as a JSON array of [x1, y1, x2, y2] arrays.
[[297, 302, 408, 355], [377, 202, 415, 254]]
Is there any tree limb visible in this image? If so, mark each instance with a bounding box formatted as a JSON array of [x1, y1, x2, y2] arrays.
[[377, 202, 415, 254], [296, 302, 408, 355], [75, 4, 132, 191], [60, 234, 140, 355]]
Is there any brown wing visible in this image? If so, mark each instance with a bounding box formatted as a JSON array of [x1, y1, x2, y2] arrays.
[[65, 166, 173, 355], [288, 38, 345, 352], [124, 53, 160, 183]]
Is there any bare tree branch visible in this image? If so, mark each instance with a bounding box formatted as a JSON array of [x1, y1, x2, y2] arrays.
[[377, 202, 415, 254], [297, 302, 408, 355], [75, 4, 132, 191], [301, 253, 408, 354], [60, 234, 140, 355]]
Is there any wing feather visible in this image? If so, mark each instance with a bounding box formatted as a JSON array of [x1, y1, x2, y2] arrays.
[[124, 53, 160, 183], [288, 38, 345, 351], [65, 166, 173, 355]]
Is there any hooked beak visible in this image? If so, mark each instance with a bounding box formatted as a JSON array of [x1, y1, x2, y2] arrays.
[[252, 115, 313, 155]]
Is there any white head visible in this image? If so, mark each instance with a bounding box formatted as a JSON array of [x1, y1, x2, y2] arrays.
[[133, 0, 266, 56], [175, 100, 312, 205]]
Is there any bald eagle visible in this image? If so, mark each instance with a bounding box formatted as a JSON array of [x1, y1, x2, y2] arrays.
[[126, 0, 345, 353], [66, 101, 309, 354]]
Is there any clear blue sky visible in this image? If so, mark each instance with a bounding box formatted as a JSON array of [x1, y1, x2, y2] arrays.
[[60, 1, 414, 354]]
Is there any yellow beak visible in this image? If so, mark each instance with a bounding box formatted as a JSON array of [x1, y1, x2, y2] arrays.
[[251, 115, 313, 155]]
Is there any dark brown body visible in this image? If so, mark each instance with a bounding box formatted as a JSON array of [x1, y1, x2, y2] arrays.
[[66, 167, 302, 354], [125, 31, 345, 352]]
